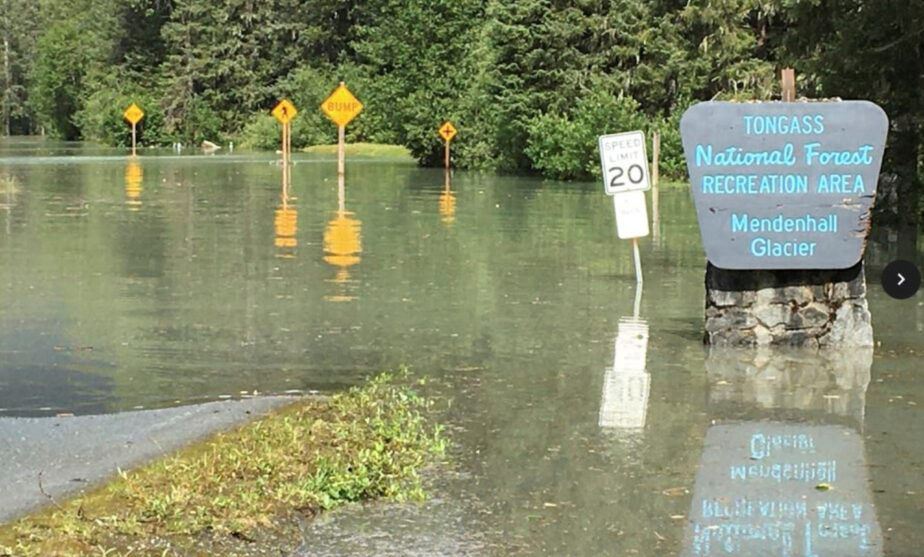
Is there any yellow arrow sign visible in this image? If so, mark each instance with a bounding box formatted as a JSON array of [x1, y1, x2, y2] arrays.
[[123, 103, 144, 125], [439, 121, 457, 142], [321, 84, 363, 127], [272, 99, 298, 124]]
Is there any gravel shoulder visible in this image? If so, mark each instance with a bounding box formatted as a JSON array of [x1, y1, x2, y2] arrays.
[[0, 396, 298, 524]]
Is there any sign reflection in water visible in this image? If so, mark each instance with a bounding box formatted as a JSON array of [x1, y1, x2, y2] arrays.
[[707, 348, 871, 424], [600, 284, 650, 430], [439, 170, 455, 225], [275, 164, 297, 258], [323, 174, 362, 302], [683, 349, 882, 556], [124, 161, 142, 210]]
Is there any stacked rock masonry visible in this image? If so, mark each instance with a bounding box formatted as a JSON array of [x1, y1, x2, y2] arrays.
[[704, 262, 873, 348]]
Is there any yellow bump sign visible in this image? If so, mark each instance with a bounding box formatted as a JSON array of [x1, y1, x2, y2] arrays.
[[438, 121, 457, 142], [123, 103, 144, 125], [321, 84, 363, 127], [272, 99, 298, 124]]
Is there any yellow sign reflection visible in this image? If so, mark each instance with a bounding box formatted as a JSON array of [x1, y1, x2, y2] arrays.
[[125, 161, 142, 210], [439, 169, 455, 224], [275, 204, 298, 253], [323, 174, 362, 301], [274, 162, 298, 258]]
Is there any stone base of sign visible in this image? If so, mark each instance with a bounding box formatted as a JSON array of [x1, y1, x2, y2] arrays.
[[703, 262, 873, 347]]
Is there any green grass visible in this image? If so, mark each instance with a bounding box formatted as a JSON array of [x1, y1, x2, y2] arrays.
[[0, 371, 447, 556], [303, 142, 413, 159]]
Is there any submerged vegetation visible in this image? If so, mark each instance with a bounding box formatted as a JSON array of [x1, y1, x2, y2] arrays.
[[0, 372, 447, 556]]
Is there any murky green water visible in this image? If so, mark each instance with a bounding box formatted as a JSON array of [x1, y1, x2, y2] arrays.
[[1, 137, 921, 555]]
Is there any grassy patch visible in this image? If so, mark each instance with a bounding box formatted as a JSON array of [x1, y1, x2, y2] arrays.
[[0, 371, 447, 556], [303, 142, 413, 159]]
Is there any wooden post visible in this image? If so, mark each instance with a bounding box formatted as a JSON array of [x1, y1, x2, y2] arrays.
[[282, 124, 289, 199], [444, 139, 450, 170], [651, 130, 660, 187], [283, 167, 289, 207], [781, 68, 796, 102], [338, 171, 345, 215], [286, 121, 292, 163], [131, 122, 137, 157], [281, 120, 287, 168], [337, 124, 345, 177], [651, 130, 660, 241]]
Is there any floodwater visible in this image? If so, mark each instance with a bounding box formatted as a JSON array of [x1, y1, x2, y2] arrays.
[[0, 137, 922, 555]]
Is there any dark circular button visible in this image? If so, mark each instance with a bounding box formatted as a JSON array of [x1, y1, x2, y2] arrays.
[[881, 260, 921, 300]]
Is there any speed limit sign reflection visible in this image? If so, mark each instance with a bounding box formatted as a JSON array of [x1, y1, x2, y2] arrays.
[[598, 130, 651, 195]]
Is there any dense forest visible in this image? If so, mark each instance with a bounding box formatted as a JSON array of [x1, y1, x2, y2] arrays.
[[1, 0, 922, 205]]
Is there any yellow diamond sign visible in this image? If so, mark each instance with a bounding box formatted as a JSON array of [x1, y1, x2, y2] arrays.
[[438, 121, 457, 141], [272, 99, 298, 124], [123, 103, 144, 125], [321, 83, 363, 127]]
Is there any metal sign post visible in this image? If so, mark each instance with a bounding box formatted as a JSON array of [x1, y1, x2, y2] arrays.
[[599, 130, 651, 286]]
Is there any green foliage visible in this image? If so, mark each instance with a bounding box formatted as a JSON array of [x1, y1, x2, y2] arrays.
[[525, 87, 645, 181], [76, 85, 167, 147], [776, 0, 924, 221], [3, 0, 922, 195], [240, 113, 282, 151], [351, 0, 484, 165], [181, 96, 224, 145], [0, 0, 41, 135], [0, 371, 447, 555], [654, 97, 695, 180], [29, 21, 89, 139], [240, 65, 353, 150], [277, 65, 343, 147]]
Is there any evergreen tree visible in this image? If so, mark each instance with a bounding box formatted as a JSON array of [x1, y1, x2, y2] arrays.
[[465, 0, 592, 172], [655, 0, 777, 101], [778, 0, 924, 222], [0, 0, 39, 135], [351, 0, 485, 165], [30, 20, 90, 139]]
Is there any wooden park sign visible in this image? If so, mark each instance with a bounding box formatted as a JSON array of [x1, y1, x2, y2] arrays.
[[681, 101, 888, 270]]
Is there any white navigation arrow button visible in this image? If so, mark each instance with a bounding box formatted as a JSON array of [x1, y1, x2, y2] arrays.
[[898, 273, 906, 286]]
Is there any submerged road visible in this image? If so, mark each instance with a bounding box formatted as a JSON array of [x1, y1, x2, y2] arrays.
[[0, 397, 297, 524]]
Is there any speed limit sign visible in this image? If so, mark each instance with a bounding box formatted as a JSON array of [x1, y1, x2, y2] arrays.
[[598, 130, 651, 195]]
